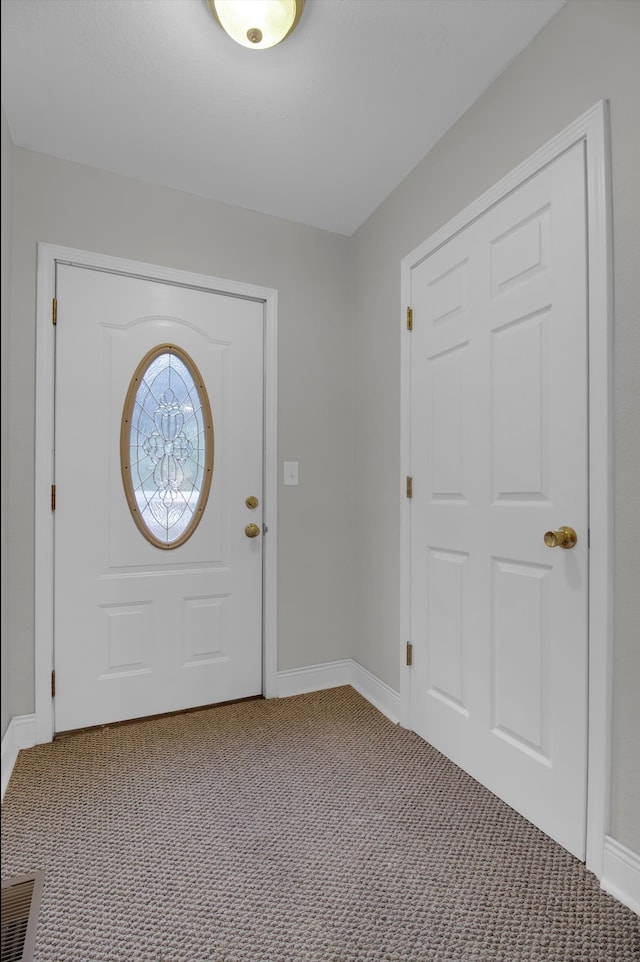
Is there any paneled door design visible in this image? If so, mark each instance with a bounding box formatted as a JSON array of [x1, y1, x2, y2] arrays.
[[53, 265, 264, 732], [408, 143, 589, 858]]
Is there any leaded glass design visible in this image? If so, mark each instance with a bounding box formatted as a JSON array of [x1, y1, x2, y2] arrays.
[[121, 345, 213, 548]]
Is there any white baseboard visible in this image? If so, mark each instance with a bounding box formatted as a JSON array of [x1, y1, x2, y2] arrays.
[[276, 658, 400, 724], [1, 713, 36, 802], [276, 659, 352, 698], [349, 660, 400, 724], [601, 836, 640, 916]]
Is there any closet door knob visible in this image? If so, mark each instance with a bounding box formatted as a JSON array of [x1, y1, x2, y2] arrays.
[[544, 526, 577, 549]]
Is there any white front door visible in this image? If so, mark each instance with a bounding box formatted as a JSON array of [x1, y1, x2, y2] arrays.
[[53, 265, 265, 732], [408, 142, 589, 858]]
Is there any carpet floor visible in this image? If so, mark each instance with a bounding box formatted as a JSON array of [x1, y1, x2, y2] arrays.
[[1, 686, 638, 962]]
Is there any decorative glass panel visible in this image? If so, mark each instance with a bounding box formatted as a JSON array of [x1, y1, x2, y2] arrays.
[[121, 345, 213, 548]]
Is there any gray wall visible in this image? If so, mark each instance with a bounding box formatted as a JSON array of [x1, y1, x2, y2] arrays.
[[1, 107, 14, 738], [5, 148, 356, 723], [352, 0, 640, 852]]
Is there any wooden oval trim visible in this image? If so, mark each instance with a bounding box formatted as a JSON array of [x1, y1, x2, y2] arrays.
[[120, 343, 214, 549]]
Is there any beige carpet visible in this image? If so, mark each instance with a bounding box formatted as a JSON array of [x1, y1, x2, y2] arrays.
[[1, 687, 638, 961]]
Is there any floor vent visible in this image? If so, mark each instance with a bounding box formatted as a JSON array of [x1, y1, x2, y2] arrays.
[[1, 873, 44, 962]]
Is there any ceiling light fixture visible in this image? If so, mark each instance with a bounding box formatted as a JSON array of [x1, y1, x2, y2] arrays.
[[207, 0, 305, 50]]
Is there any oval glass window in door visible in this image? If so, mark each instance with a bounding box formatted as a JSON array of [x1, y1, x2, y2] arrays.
[[120, 344, 214, 549]]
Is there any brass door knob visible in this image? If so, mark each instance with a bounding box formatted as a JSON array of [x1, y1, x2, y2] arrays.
[[544, 526, 577, 549], [245, 523, 261, 539]]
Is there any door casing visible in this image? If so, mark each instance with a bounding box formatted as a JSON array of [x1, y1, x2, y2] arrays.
[[35, 248, 279, 740], [400, 101, 613, 877]]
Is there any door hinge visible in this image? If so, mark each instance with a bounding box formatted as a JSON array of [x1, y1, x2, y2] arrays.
[[51, 484, 56, 511], [406, 642, 413, 667], [52, 298, 57, 326], [406, 306, 413, 331], [51, 670, 56, 698], [406, 476, 413, 499]]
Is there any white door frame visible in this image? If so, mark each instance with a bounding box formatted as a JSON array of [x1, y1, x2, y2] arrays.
[[35, 246, 279, 742], [400, 101, 613, 877]]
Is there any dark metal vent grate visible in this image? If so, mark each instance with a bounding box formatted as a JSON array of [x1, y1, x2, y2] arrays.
[[1, 873, 43, 962]]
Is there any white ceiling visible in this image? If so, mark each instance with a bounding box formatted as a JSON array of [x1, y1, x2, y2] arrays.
[[1, 0, 566, 236]]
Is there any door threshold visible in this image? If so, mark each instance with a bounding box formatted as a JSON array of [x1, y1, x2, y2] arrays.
[[53, 694, 265, 739]]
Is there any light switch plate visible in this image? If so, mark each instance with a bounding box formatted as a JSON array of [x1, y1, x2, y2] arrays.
[[283, 461, 299, 485]]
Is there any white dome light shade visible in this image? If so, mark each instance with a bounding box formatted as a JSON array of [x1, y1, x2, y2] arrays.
[[209, 0, 304, 50]]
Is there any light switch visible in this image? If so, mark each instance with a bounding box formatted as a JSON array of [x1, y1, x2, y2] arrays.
[[283, 461, 299, 486]]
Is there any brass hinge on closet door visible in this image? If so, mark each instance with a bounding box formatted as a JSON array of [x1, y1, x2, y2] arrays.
[[51, 485, 56, 511], [52, 298, 57, 326], [406, 642, 413, 667], [406, 476, 413, 499], [51, 670, 56, 698], [406, 306, 413, 331]]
